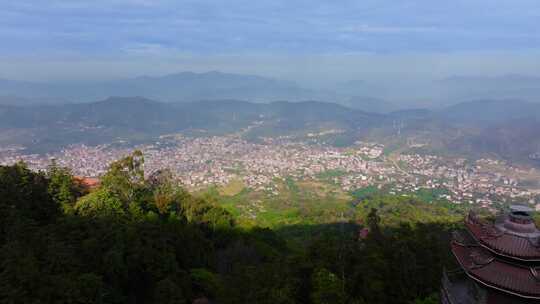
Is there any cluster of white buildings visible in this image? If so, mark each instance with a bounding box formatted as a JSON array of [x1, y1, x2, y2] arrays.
[[1, 134, 538, 207]]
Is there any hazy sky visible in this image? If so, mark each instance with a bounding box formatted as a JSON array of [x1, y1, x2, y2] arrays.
[[2, 0, 540, 83]]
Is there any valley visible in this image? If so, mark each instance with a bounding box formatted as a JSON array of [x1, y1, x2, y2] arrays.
[[3, 131, 539, 229]]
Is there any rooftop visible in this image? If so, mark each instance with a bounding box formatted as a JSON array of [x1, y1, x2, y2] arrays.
[[466, 211, 540, 261], [451, 240, 540, 300]]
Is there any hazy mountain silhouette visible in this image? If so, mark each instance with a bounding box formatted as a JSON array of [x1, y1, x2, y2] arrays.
[[437, 75, 540, 102], [0, 72, 329, 103], [0, 97, 386, 152], [2, 96, 540, 164], [439, 99, 540, 124]]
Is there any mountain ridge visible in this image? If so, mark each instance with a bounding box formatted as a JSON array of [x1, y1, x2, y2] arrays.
[[0, 71, 323, 103], [2, 96, 540, 165]]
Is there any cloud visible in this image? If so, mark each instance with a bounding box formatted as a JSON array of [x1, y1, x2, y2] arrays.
[[121, 43, 173, 55], [0, 0, 539, 83], [3, 0, 539, 55], [2, 50, 540, 83], [342, 25, 439, 34]]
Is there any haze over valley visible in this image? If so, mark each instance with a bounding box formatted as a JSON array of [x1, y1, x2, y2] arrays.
[[2, 1, 540, 303]]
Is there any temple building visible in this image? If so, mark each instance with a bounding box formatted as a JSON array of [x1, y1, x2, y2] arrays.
[[441, 205, 540, 303]]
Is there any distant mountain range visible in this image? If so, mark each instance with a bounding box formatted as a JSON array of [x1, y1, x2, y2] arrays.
[[3, 71, 540, 111], [1, 95, 540, 165], [439, 99, 540, 124], [436, 75, 540, 102], [0, 71, 331, 104], [0, 71, 400, 113], [0, 97, 385, 152]]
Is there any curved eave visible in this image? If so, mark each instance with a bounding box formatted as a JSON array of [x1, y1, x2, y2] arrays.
[[466, 221, 540, 262], [451, 242, 540, 300]]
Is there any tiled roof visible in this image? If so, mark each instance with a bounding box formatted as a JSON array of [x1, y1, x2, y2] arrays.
[[466, 215, 540, 261], [74, 176, 100, 188], [452, 242, 540, 299]]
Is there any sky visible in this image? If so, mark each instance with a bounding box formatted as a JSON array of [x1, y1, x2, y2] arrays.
[[1, 0, 540, 84]]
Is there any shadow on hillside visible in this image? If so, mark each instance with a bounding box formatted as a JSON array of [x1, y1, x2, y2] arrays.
[[2, 206, 457, 304], [0, 162, 456, 304]]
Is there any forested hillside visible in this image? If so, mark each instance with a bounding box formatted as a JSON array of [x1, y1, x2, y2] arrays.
[[0, 152, 459, 304], [3, 97, 540, 165], [0, 98, 386, 153]]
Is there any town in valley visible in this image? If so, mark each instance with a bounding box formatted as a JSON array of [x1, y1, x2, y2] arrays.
[[2, 132, 540, 213]]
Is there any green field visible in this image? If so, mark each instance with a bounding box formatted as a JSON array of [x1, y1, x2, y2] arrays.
[[200, 175, 467, 233], [198, 177, 354, 229], [218, 178, 245, 196]]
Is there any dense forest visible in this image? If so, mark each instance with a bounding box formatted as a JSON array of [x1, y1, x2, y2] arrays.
[[0, 151, 458, 304]]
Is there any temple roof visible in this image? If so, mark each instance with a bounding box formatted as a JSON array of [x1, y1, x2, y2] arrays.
[[452, 241, 540, 299], [466, 211, 540, 261]]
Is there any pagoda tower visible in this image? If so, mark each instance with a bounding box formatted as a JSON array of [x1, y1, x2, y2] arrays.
[[441, 205, 540, 303]]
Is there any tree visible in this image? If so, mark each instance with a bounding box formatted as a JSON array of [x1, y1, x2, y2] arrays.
[[154, 277, 187, 304], [74, 188, 125, 218], [0, 163, 59, 229], [148, 169, 189, 218], [47, 161, 85, 213], [310, 268, 345, 304], [366, 208, 383, 242], [100, 150, 145, 204]]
